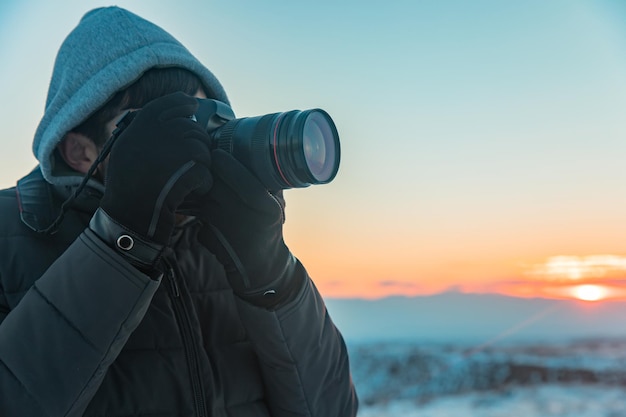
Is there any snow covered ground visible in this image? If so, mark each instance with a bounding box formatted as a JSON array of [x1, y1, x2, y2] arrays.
[[349, 338, 626, 416], [358, 385, 626, 417]]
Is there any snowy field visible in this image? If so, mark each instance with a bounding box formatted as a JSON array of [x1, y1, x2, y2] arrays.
[[349, 338, 626, 416]]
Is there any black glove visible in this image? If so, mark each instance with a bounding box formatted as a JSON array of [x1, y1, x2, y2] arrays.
[[90, 92, 212, 270], [197, 149, 305, 309]]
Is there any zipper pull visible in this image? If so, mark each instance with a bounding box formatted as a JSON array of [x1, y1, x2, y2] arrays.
[[167, 267, 180, 298]]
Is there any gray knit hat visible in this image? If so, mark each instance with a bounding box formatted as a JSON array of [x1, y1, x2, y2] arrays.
[[33, 6, 229, 186]]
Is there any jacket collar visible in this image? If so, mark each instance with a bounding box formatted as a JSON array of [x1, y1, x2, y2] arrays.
[[16, 166, 102, 233]]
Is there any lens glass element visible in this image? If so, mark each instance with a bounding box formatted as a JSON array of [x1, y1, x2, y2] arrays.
[[303, 112, 336, 182]]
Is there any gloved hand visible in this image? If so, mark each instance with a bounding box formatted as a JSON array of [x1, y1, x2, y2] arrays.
[[197, 149, 305, 309], [89, 92, 212, 270]]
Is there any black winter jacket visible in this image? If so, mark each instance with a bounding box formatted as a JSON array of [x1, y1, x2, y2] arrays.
[[0, 168, 358, 417]]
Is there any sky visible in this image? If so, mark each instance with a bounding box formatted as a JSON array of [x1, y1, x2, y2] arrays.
[[1, 0, 626, 301]]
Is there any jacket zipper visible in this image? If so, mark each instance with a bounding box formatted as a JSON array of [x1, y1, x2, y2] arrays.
[[165, 260, 208, 417]]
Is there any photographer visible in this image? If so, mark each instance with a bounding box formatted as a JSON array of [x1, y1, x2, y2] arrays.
[[0, 6, 358, 417]]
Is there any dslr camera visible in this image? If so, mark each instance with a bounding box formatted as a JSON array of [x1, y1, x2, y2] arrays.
[[193, 99, 340, 191]]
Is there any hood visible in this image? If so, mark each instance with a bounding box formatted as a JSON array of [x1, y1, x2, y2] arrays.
[[32, 6, 229, 187]]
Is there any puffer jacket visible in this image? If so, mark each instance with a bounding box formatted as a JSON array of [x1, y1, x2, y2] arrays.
[[0, 167, 358, 417]]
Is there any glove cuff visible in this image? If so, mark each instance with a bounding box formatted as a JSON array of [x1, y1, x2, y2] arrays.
[[89, 207, 165, 270], [235, 255, 308, 310]]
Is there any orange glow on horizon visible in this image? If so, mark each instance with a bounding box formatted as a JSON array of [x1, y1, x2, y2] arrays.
[[289, 242, 626, 302], [314, 279, 626, 302]]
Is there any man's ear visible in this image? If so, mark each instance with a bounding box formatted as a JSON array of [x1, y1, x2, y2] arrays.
[[57, 132, 99, 174]]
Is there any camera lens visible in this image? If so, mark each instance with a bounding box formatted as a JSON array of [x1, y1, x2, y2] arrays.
[[303, 111, 336, 183], [210, 108, 340, 190]]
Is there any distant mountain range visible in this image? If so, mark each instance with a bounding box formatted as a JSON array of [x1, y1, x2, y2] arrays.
[[324, 292, 626, 344]]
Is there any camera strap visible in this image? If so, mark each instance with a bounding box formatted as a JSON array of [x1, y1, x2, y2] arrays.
[[24, 111, 137, 235]]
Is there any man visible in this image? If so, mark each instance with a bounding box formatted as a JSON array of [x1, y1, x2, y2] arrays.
[[0, 6, 358, 417]]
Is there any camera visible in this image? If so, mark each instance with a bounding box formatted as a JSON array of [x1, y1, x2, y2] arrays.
[[193, 99, 341, 191]]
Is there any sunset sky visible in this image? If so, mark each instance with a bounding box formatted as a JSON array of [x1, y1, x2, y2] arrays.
[[1, 0, 626, 301]]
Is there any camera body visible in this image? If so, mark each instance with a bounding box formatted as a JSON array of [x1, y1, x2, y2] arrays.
[[193, 99, 341, 191]]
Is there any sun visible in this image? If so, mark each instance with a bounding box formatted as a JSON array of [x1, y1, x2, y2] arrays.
[[572, 284, 607, 302]]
